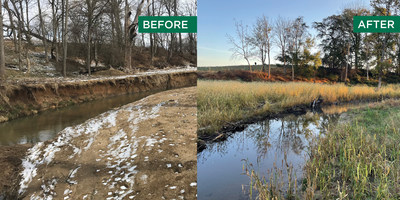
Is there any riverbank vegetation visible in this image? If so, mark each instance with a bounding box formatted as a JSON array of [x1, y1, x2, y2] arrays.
[[225, 0, 400, 89], [198, 80, 400, 137], [246, 104, 400, 199]]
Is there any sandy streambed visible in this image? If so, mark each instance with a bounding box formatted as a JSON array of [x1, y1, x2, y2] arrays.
[[18, 87, 197, 200]]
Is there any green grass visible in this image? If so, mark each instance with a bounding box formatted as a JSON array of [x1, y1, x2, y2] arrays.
[[304, 105, 400, 199], [198, 80, 400, 136], [246, 105, 400, 199]]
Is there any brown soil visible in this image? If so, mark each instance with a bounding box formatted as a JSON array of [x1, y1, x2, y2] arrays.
[[19, 87, 197, 199], [0, 144, 31, 199], [0, 70, 196, 123]]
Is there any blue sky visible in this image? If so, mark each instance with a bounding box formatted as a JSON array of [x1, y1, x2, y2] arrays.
[[198, 0, 370, 67]]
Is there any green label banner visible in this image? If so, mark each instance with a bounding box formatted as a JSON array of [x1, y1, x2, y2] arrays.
[[138, 16, 197, 33], [353, 16, 400, 33]]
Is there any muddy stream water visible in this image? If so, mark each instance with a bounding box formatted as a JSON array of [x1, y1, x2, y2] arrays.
[[0, 91, 159, 145], [197, 103, 376, 200]]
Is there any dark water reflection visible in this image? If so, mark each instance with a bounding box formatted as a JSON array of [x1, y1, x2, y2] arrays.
[[0, 91, 157, 145], [197, 112, 343, 200]]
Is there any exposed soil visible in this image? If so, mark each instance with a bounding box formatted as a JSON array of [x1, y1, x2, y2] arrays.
[[0, 144, 32, 199], [0, 68, 196, 123], [16, 87, 197, 199]]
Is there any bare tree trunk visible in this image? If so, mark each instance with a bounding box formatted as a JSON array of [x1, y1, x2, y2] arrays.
[[4, 1, 17, 52], [86, 0, 93, 75], [345, 43, 350, 83], [245, 58, 252, 72], [268, 49, 271, 79], [94, 39, 98, 67], [63, 0, 69, 77], [10, 0, 23, 70], [291, 65, 294, 81], [0, 0, 5, 81], [282, 49, 286, 75], [24, 0, 30, 74], [148, 2, 154, 63], [26, 50, 31, 73], [378, 35, 387, 89], [18, 24, 22, 70], [87, 26, 92, 75], [51, 0, 59, 61], [38, 0, 49, 63], [124, 0, 131, 69], [25, 0, 31, 44]]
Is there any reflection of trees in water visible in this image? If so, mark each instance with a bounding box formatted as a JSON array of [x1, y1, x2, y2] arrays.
[[318, 113, 341, 134], [275, 115, 313, 156], [199, 112, 343, 163], [249, 113, 342, 160], [249, 120, 271, 163]]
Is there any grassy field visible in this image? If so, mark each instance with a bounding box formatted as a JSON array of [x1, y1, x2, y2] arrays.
[[198, 80, 400, 136], [246, 104, 400, 199]]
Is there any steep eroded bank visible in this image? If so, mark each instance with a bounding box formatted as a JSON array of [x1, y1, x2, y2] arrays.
[[0, 68, 197, 123]]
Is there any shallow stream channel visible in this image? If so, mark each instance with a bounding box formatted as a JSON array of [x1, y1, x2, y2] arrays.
[[197, 103, 375, 200], [0, 90, 159, 145]]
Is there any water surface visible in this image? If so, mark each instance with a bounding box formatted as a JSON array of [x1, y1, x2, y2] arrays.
[[197, 112, 343, 200], [0, 91, 158, 145]]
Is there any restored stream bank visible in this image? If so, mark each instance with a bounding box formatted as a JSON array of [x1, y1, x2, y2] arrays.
[[197, 100, 398, 200]]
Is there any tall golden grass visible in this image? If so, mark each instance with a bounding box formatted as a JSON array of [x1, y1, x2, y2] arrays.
[[198, 80, 400, 135]]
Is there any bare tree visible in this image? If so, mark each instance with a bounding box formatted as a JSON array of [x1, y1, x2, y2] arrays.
[[62, 0, 69, 76], [4, 1, 17, 51], [38, 0, 49, 63], [9, 0, 24, 70], [50, 0, 61, 61], [227, 20, 252, 71], [287, 17, 308, 81], [126, 0, 150, 68], [85, 0, 109, 75], [124, 0, 131, 69], [274, 17, 290, 76], [0, 0, 5, 81], [249, 16, 273, 77]]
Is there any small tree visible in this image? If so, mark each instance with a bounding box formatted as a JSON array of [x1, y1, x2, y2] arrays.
[[274, 17, 290, 75], [287, 17, 308, 81], [227, 20, 253, 71], [298, 38, 322, 78], [249, 16, 273, 78]]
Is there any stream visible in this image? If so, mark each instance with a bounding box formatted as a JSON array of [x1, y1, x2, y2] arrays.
[[0, 91, 159, 145], [197, 104, 361, 200]]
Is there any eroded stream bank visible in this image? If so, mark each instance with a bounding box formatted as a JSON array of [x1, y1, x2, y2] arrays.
[[1, 87, 197, 199], [0, 69, 197, 199], [0, 69, 197, 123]]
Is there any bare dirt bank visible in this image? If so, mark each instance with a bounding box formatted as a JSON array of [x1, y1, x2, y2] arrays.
[[14, 87, 197, 199], [0, 68, 196, 123], [0, 144, 32, 200]]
